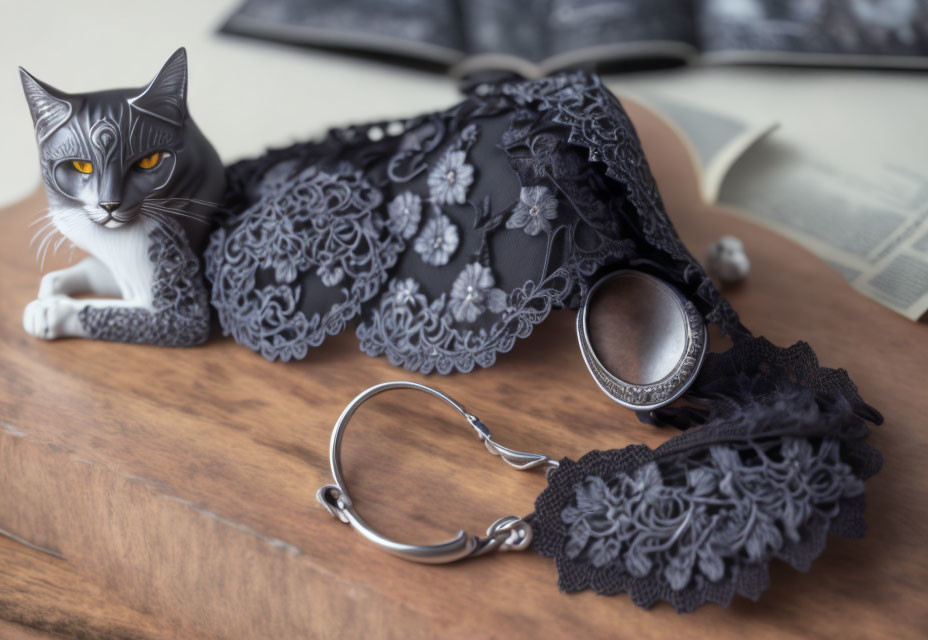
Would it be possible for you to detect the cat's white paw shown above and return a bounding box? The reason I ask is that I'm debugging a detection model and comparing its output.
[23,296,81,340]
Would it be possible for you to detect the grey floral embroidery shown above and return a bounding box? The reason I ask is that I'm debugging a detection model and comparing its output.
[448,263,507,322]
[413,214,459,266]
[531,375,883,612]
[561,438,864,593]
[506,185,558,236]
[387,191,422,239]
[358,267,584,374]
[392,278,420,306]
[427,149,474,206]
[316,262,345,287]
[205,166,402,362]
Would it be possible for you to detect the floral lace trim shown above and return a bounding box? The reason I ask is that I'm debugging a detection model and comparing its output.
[358,268,573,374]
[205,166,402,361]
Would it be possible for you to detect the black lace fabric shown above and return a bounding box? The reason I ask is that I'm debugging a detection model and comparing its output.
[530,337,882,612]
[207,71,739,371]
[212,72,883,611]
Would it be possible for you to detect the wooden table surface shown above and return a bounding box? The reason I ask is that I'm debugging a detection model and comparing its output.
[1,102,926,640]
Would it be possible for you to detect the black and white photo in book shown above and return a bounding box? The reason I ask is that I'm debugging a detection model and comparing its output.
[699,0,928,65]
[221,0,928,75]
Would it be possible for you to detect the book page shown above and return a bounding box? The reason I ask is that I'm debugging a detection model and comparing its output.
[698,0,928,69]
[628,94,778,203]
[617,68,928,320]
[721,139,928,320]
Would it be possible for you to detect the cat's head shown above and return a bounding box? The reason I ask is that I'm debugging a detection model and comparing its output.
[20,47,224,229]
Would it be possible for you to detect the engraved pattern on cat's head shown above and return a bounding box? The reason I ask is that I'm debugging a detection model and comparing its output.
[20,48,193,229]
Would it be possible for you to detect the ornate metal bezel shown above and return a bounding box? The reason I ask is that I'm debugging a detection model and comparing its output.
[577,270,707,411]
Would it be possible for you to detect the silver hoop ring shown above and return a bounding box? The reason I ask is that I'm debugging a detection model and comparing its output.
[317,381,557,564]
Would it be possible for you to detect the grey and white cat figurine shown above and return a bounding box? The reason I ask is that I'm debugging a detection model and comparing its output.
[20,48,225,345]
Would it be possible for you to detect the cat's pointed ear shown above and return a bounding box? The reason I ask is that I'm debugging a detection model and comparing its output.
[128,47,188,127]
[19,68,72,143]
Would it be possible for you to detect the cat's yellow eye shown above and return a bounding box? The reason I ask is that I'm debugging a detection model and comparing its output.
[137,152,162,170]
[71,160,93,174]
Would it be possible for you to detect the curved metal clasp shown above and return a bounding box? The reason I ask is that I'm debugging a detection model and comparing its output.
[316,381,558,564]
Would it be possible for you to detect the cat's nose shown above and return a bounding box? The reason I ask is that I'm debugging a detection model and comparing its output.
[99,201,121,213]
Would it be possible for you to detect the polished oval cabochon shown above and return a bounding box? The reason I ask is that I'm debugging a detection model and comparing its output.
[578,271,707,411]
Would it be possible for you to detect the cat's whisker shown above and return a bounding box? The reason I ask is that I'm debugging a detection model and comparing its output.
[140,209,166,225]
[32,234,55,263]
[141,208,174,226]
[33,224,58,258]
[140,207,167,220]
[34,236,50,264]
[141,210,190,245]
[148,196,223,209]
[31,219,57,247]
[147,211,189,241]
[28,209,53,227]
[148,210,211,225]
[40,229,62,269]
[147,199,226,220]
[141,203,212,225]
[140,209,174,232]
[144,200,196,213]
[141,207,196,228]
[53,234,68,256]
[37,214,93,268]
[143,201,214,220]
[37,228,61,270]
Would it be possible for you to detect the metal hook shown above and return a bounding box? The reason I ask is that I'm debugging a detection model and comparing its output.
[316,381,558,564]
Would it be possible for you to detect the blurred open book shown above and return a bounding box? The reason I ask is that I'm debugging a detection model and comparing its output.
[618,70,928,321]
[634,96,778,204]
[221,0,928,76]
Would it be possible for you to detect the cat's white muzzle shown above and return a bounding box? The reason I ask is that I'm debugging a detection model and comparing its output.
[91,208,140,229]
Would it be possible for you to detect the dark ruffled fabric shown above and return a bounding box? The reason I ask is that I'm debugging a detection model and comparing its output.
[208,71,740,371]
[530,337,882,612]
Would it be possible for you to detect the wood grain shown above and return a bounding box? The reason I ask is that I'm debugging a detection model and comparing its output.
[0,101,925,639]
[0,619,64,640]
[0,534,169,639]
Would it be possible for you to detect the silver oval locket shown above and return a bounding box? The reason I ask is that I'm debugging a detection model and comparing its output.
[577,270,707,411]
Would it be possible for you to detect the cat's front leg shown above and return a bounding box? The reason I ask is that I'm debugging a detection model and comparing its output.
[37,256,121,299]
[23,297,138,340]
[25,256,123,340]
